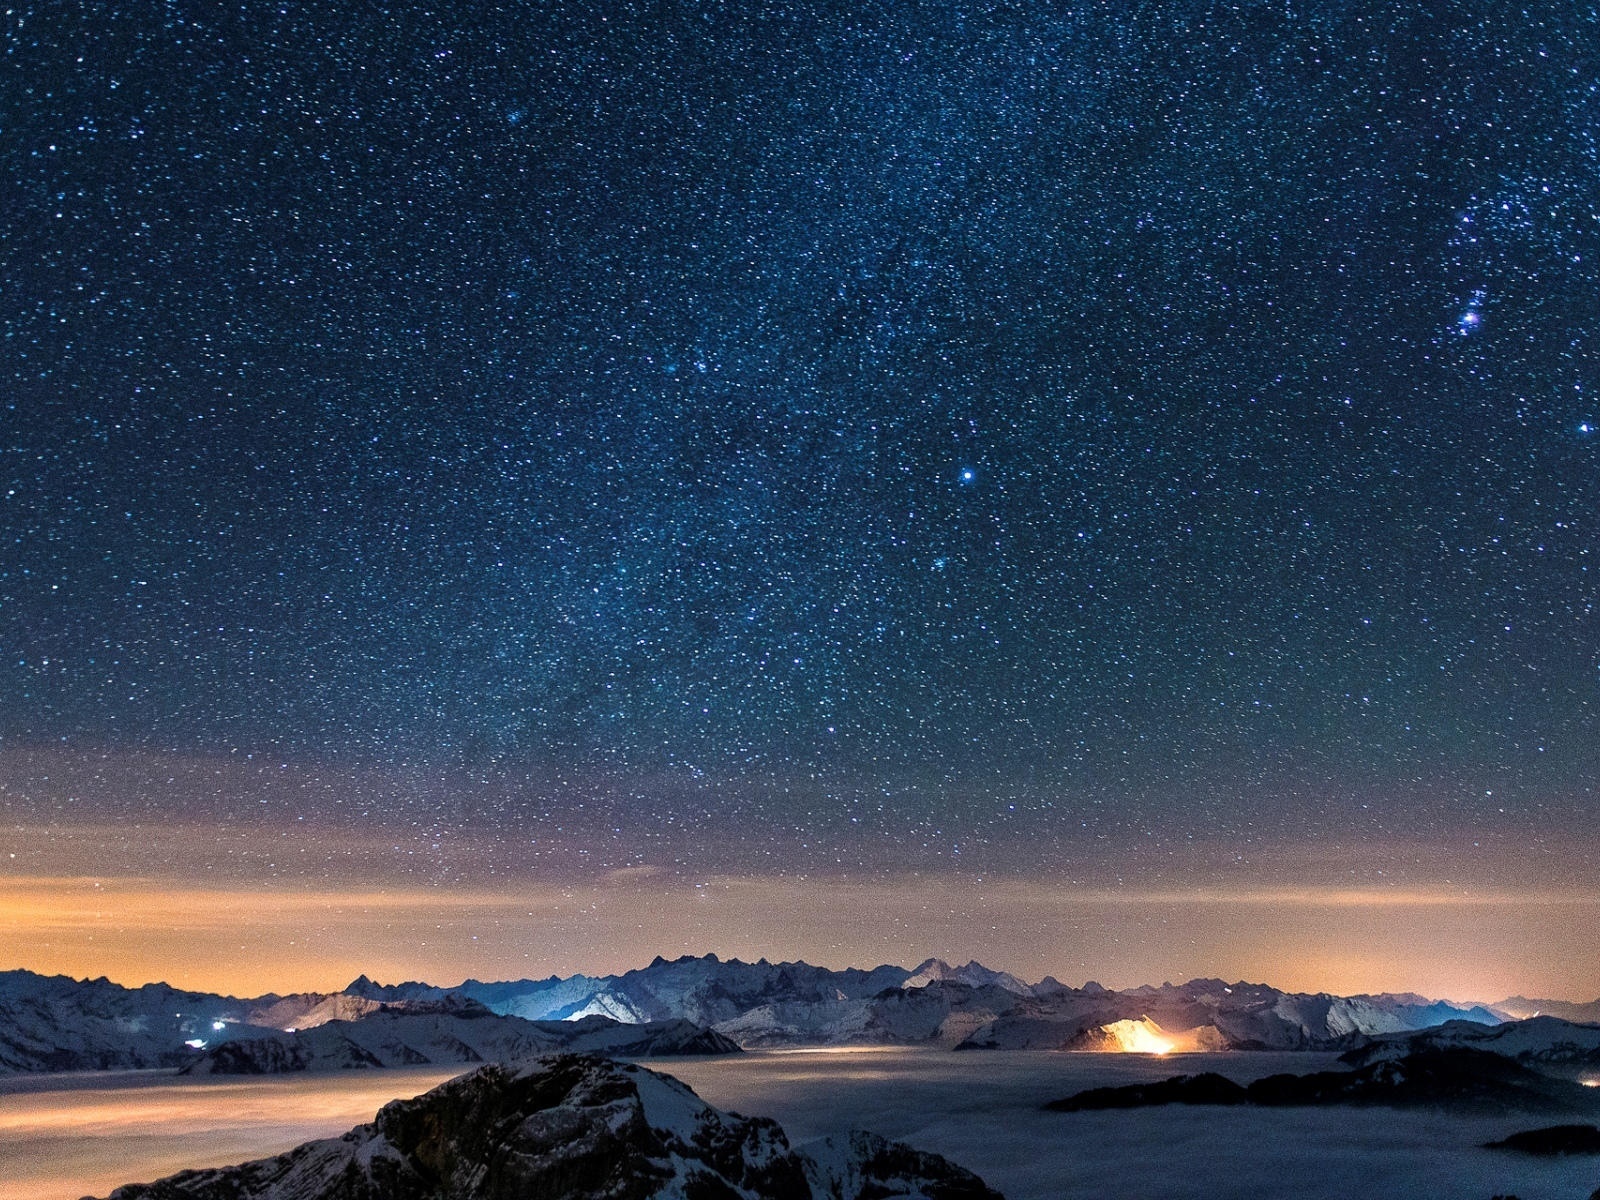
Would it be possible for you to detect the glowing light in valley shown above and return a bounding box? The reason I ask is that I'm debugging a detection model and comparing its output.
[1093,1018,1176,1055]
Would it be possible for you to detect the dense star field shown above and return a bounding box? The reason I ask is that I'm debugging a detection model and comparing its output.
[1,2,1597,990]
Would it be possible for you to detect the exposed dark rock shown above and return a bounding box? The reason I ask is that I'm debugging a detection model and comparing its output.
[1046,1048,1598,1114]
[1046,1072,1248,1111]
[1483,1124,1600,1155]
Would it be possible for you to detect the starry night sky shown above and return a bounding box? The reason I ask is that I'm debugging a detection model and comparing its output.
[4,0,1599,936]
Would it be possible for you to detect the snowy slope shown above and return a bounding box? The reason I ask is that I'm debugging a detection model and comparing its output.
[0,969,284,1072]
[180,1005,565,1074]
[181,1004,741,1074]
[903,958,1035,996]
[1342,1015,1600,1070]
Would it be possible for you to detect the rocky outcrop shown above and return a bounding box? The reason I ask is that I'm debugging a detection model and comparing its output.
[1046,1071,1250,1110]
[100,1054,1003,1200]
[1484,1124,1600,1155]
[1047,1047,1600,1114]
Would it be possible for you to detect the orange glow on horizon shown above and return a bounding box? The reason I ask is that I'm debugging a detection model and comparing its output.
[3,870,1599,1001]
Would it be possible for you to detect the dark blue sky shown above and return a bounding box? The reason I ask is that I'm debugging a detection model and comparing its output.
[3,1,1597,885]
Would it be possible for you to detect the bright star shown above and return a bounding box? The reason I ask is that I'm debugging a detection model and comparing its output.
[959,468,975,483]
[1455,288,1486,334]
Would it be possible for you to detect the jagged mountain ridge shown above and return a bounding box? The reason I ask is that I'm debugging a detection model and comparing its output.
[0,956,1566,1072]
[346,952,923,1024]
[99,1053,1004,1200]
[342,959,1513,1051]
[1341,1015,1600,1073]
[183,1004,742,1075]
[0,968,285,1072]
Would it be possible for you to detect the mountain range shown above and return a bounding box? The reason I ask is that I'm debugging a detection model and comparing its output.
[2,955,1590,1075]
[331,957,1519,1051]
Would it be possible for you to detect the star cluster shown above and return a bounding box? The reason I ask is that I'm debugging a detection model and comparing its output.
[3,1,1597,883]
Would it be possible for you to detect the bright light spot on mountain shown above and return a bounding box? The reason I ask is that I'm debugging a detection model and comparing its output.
[1096,1018,1175,1054]
[184,1039,206,1049]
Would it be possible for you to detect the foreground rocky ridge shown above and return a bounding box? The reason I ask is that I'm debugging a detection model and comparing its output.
[2,956,1584,1073]
[99,1053,1004,1200]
